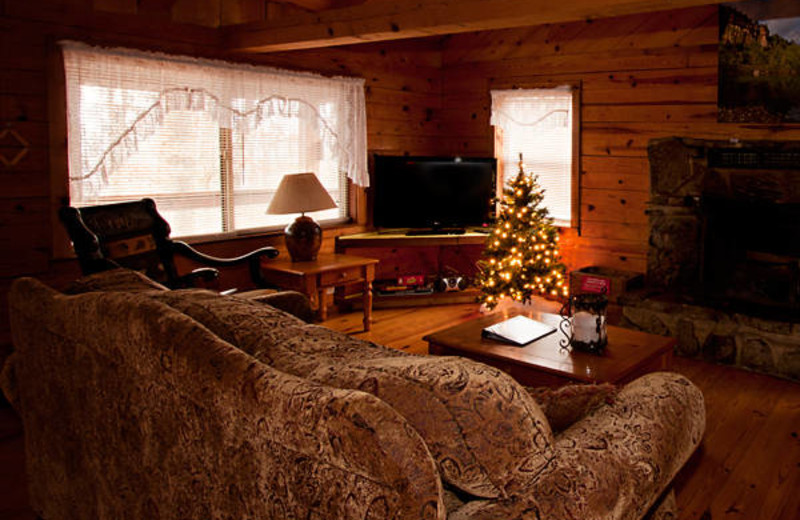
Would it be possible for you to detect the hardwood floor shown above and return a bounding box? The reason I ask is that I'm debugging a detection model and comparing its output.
[1,301,798,519]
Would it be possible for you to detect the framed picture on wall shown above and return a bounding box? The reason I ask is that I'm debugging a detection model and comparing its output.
[718,0,800,123]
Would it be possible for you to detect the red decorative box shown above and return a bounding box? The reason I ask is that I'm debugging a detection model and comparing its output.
[569,266,643,302]
[398,274,426,286]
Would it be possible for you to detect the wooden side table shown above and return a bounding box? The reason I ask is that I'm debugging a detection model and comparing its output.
[260,253,379,331]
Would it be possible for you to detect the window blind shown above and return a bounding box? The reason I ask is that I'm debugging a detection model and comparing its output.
[62,41,367,238]
[491,87,576,227]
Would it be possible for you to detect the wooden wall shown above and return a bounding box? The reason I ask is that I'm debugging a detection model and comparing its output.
[3,2,800,358]
[266,39,444,157]
[439,5,800,274]
[0,0,441,357]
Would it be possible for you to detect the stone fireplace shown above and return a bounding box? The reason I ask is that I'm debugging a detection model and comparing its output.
[620,137,800,382]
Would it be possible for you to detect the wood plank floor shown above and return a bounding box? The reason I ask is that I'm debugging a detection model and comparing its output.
[1,301,798,519]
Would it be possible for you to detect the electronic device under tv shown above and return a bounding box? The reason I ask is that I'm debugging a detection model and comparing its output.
[372,155,496,234]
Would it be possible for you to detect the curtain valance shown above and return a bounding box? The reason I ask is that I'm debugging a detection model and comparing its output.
[62,41,369,188]
[490,86,573,130]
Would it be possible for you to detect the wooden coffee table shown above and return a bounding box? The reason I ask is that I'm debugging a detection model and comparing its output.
[424,311,674,387]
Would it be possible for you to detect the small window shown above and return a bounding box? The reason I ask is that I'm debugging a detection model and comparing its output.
[491,86,580,228]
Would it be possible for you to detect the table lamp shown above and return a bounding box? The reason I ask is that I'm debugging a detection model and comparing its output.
[266,172,337,262]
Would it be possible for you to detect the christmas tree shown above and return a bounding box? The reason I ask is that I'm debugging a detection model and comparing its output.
[476,154,568,309]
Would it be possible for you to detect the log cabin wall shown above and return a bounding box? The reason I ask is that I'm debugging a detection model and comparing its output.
[2,2,800,358]
[268,42,443,158]
[0,0,441,357]
[438,5,800,274]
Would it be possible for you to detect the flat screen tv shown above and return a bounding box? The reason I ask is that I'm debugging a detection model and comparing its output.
[373,155,496,233]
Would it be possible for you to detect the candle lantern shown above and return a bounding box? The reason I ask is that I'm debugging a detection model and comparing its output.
[559,291,608,354]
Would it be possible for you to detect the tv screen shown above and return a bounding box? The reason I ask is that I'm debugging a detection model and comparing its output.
[373,155,496,231]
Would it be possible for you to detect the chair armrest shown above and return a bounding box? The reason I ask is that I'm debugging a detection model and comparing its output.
[175,267,220,288]
[171,241,279,266]
[450,372,705,520]
[170,241,279,287]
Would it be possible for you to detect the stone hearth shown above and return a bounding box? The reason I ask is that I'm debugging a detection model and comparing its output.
[620,292,800,381]
[619,137,800,382]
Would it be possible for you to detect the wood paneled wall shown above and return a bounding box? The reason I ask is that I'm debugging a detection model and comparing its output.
[266,39,444,156]
[2,2,800,357]
[0,0,441,355]
[439,5,800,273]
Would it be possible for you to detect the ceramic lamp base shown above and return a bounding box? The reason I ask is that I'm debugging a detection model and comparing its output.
[285,215,322,262]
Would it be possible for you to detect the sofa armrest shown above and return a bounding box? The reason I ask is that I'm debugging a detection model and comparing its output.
[450,372,705,520]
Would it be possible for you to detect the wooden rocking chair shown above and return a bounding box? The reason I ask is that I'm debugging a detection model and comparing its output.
[58,198,278,290]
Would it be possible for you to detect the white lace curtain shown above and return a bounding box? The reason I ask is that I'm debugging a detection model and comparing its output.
[491,87,575,227]
[62,41,368,189]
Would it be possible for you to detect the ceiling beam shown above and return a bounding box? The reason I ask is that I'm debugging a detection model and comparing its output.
[277,0,367,12]
[223,0,728,53]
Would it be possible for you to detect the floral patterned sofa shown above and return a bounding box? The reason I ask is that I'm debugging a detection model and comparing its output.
[2,269,705,520]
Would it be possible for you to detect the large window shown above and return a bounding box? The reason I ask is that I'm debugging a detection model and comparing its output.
[62,42,368,238]
[491,86,579,227]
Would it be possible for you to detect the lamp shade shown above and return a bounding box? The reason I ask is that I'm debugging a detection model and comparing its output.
[266,172,337,215]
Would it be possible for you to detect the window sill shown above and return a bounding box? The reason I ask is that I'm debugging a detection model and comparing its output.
[178,218,355,246]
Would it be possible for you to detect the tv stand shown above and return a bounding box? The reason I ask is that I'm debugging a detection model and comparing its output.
[335,231,488,308]
[405,227,465,236]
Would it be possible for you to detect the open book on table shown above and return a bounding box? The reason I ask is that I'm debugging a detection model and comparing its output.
[481,315,557,346]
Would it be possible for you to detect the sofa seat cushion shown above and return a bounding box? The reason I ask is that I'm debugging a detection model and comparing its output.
[149,289,555,499]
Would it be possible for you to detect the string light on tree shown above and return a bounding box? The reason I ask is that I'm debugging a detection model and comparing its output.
[476,153,569,310]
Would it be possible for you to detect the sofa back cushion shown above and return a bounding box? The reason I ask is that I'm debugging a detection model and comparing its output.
[150,289,555,498]
[8,278,444,520]
[63,267,168,294]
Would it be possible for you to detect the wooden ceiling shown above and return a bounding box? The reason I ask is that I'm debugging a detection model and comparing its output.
[226,0,729,53]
